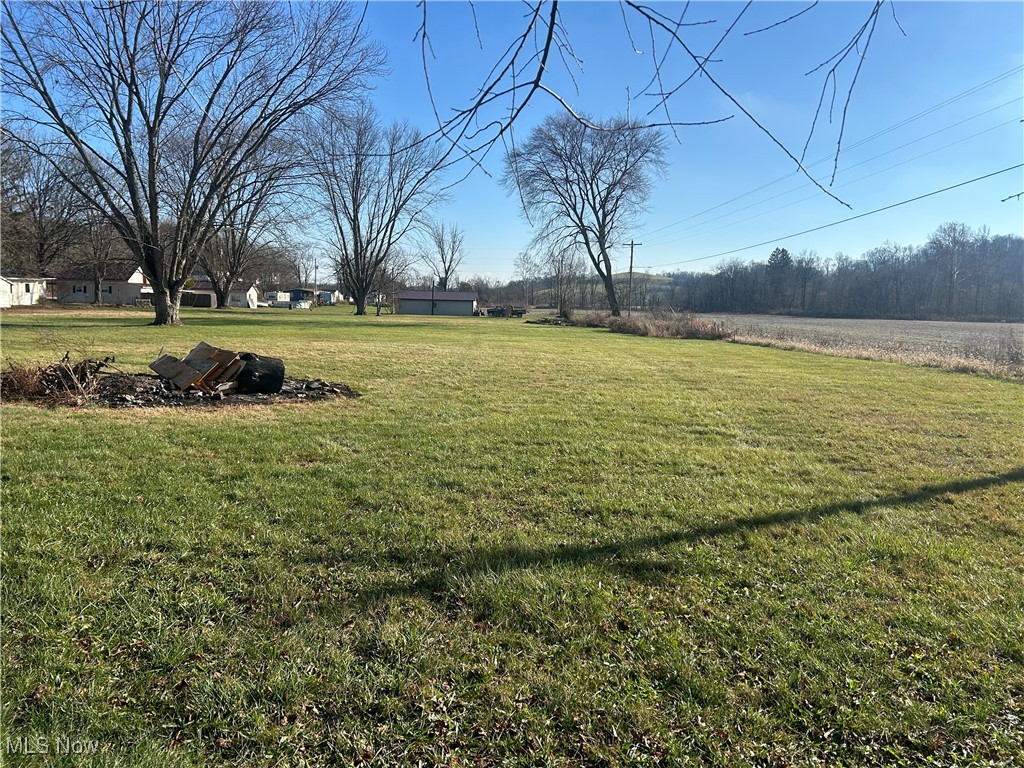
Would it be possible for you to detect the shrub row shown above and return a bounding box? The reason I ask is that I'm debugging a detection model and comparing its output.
[567,310,736,340]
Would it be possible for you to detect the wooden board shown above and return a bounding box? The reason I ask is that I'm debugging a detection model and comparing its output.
[149,354,208,390]
[214,357,245,383]
[182,341,219,367]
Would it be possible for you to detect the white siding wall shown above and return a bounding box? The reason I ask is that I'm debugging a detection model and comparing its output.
[1,279,47,307]
[55,281,144,304]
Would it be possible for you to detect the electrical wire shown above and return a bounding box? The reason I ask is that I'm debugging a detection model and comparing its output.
[639,65,1024,238]
[645,114,1023,247]
[643,100,1022,245]
[641,163,1024,270]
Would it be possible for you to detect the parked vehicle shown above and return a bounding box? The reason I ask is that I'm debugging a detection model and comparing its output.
[486,306,528,317]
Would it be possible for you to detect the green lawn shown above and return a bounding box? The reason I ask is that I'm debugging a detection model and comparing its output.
[2,307,1022,767]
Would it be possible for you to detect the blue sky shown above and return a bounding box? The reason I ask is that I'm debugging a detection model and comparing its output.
[362,1,1023,281]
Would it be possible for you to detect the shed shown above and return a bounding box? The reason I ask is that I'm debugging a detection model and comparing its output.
[186,280,258,308]
[396,290,478,316]
[0,275,48,308]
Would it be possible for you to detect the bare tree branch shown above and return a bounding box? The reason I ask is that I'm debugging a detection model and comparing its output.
[744,2,818,36]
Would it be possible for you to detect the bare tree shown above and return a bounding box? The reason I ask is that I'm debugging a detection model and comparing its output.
[512,250,543,306]
[504,114,667,315]
[73,210,135,304]
[197,142,295,308]
[2,1,382,324]
[286,246,324,292]
[927,222,974,318]
[417,220,466,291]
[546,244,588,317]
[0,132,80,275]
[308,108,445,315]
[372,247,416,315]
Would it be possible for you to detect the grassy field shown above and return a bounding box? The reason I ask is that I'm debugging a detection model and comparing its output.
[2,306,1023,767]
[699,314,1024,379]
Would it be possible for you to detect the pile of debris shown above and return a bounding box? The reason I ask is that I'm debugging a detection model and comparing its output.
[150,342,285,398]
[0,353,111,406]
[2,342,358,408]
[96,373,358,409]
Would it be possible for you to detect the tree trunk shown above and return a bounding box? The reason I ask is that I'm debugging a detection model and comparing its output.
[353,293,367,315]
[152,284,183,325]
[601,272,621,316]
[212,272,234,308]
[94,274,103,305]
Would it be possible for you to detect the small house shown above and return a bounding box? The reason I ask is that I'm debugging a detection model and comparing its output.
[52,264,150,305]
[0,275,48,308]
[183,280,258,309]
[317,289,346,306]
[396,290,478,316]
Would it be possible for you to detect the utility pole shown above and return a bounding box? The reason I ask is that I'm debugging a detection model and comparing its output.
[623,240,641,316]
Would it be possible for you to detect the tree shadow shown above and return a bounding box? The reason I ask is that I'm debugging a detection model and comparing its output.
[357,467,1024,604]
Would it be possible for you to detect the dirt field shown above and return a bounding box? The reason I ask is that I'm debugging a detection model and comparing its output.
[700,314,1024,378]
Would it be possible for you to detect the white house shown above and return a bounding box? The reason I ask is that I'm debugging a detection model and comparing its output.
[396,290,478,316]
[53,264,152,305]
[0,275,48,308]
[317,289,347,306]
[183,280,258,308]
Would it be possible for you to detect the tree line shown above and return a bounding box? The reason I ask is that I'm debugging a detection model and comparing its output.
[662,224,1023,321]
[454,222,1023,322]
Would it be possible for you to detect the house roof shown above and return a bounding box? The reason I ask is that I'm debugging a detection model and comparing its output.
[189,280,255,292]
[54,263,139,282]
[0,274,48,282]
[398,290,477,302]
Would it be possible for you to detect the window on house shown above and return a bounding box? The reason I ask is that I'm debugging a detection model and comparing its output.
[25,283,31,293]
[103,285,113,293]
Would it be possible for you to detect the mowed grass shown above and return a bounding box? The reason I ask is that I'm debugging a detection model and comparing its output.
[1,307,1023,767]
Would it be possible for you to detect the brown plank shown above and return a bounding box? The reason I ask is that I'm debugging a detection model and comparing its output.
[149,354,184,378]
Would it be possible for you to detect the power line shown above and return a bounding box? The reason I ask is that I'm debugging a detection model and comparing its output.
[646,115,1022,247]
[642,102,1022,246]
[639,65,1024,238]
[642,164,1024,270]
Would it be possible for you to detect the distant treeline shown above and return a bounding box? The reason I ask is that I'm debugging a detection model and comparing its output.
[468,223,1023,322]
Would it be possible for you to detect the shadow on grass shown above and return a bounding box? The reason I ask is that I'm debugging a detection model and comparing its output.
[359,467,1024,603]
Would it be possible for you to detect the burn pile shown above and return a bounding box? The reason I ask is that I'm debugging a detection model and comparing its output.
[2,342,359,408]
[150,342,285,397]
